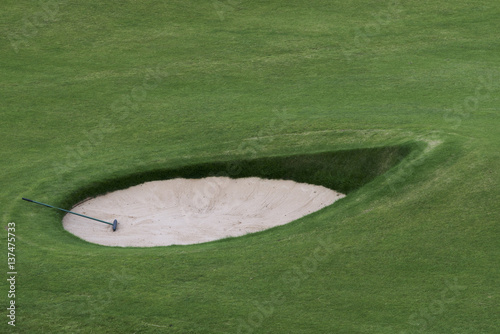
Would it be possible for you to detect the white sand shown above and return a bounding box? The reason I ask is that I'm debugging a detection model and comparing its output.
[62,177,345,247]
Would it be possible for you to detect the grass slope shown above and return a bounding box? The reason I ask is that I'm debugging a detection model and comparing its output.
[1,0,499,333]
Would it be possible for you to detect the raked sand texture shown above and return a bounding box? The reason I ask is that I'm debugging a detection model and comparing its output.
[62,177,345,247]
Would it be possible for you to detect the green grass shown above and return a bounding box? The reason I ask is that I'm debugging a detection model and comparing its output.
[1,0,499,333]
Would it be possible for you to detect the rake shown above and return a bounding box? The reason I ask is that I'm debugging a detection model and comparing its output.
[22,198,117,231]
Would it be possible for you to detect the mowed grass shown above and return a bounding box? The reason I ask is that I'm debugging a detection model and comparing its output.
[1,0,499,333]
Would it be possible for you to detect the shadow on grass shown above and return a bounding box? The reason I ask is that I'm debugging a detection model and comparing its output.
[60,145,414,209]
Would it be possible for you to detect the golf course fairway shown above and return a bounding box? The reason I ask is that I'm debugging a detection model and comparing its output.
[1,0,498,333]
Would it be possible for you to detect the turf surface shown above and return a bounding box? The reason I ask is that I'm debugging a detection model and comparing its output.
[1,0,499,333]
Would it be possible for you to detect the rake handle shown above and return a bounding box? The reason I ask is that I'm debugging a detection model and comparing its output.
[22,197,114,227]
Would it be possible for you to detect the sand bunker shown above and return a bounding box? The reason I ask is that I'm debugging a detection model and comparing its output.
[62,177,345,247]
